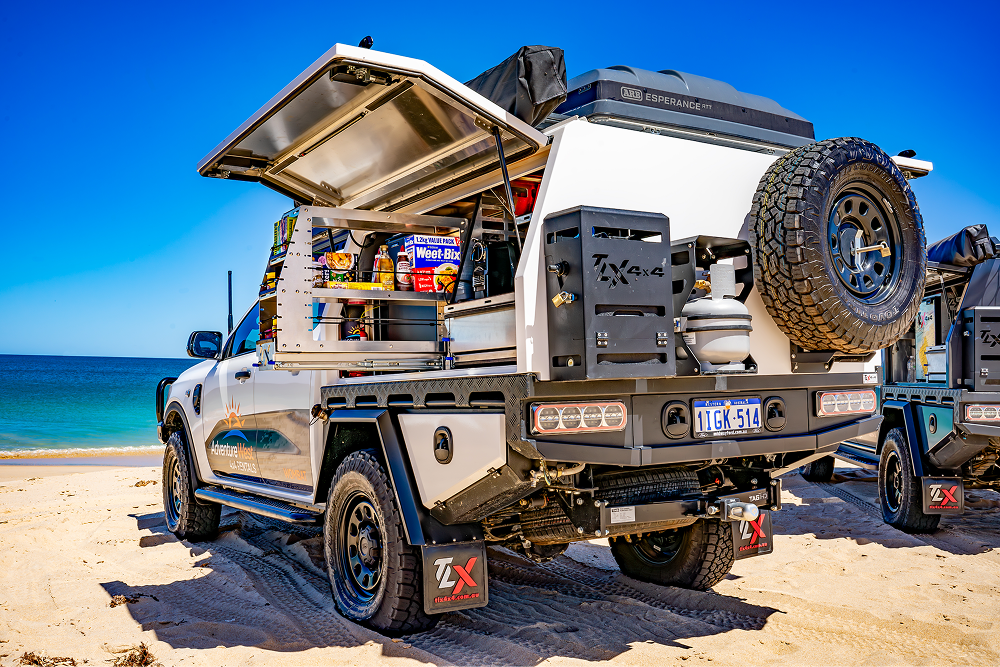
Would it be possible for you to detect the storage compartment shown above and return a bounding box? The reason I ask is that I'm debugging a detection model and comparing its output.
[445,293,516,366]
[542,206,675,380]
[963,307,1000,390]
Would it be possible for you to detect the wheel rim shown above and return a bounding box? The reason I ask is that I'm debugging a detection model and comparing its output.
[630,528,687,566]
[884,450,904,513]
[165,455,183,526]
[338,492,383,603]
[828,188,902,303]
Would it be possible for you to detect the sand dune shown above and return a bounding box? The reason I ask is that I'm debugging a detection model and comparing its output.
[0,466,997,665]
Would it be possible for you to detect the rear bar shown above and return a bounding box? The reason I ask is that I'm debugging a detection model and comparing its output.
[533,415,882,466]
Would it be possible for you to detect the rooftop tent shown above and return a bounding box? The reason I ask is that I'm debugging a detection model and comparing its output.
[198,45,548,210]
[464,46,568,127]
[556,66,814,148]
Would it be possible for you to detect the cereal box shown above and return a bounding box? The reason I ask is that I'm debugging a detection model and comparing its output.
[402,235,461,293]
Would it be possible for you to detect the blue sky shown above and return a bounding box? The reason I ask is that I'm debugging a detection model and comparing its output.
[2,0,997,358]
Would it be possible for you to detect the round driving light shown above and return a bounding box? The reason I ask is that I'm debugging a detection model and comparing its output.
[536,407,560,430]
[603,404,624,428]
[560,406,582,429]
[582,406,604,428]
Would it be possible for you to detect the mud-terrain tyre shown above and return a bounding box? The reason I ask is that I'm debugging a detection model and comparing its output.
[610,519,734,590]
[749,137,926,354]
[325,450,438,635]
[163,430,220,541]
[879,428,940,532]
[800,456,835,482]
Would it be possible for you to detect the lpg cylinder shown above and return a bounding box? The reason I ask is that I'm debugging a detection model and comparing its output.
[680,263,752,372]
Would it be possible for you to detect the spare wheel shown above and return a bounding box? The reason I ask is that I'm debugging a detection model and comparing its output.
[749,137,926,354]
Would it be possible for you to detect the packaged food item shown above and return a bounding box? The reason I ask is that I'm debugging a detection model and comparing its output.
[373,245,395,291]
[326,282,385,291]
[402,235,462,293]
[325,252,357,283]
[395,251,413,291]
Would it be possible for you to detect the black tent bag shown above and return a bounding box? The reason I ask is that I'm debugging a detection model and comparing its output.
[465,46,567,127]
[927,224,997,267]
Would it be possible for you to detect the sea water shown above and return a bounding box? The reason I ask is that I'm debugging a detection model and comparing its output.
[0,355,199,458]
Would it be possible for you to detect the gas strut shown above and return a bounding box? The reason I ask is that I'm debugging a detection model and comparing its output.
[491,125,523,252]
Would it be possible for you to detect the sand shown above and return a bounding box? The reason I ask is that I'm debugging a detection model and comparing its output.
[0,463,998,666]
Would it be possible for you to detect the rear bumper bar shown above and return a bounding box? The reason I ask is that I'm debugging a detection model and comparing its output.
[532,415,882,466]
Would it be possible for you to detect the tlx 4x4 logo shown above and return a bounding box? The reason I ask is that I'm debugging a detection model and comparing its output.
[979,330,1000,347]
[928,483,960,508]
[739,514,768,546]
[592,254,665,288]
[433,556,478,594]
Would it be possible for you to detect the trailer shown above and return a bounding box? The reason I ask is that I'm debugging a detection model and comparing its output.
[155,42,928,633]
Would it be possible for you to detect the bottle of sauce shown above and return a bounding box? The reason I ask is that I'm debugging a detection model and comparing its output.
[373,245,395,291]
[396,251,413,291]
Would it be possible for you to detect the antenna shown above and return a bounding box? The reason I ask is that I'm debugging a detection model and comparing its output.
[227,270,234,333]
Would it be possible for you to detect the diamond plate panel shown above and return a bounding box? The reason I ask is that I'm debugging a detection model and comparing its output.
[321,373,540,459]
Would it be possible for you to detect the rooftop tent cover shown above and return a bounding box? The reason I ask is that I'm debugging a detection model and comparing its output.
[465,46,568,127]
[927,224,998,267]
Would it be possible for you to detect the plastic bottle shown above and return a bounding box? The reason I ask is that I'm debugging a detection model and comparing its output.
[373,245,395,291]
[396,251,413,291]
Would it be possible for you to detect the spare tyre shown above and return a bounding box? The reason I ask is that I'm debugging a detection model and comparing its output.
[748,137,926,354]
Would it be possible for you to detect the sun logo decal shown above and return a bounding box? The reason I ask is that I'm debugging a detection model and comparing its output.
[221,397,249,442]
[223,397,245,429]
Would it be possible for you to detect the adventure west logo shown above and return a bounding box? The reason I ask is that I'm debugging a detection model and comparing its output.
[432,556,480,603]
[210,398,257,474]
[592,253,666,288]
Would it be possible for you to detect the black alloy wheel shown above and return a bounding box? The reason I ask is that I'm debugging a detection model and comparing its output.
[338,493,384,605]
[883,448,904,514]
[630,531,687,567]
[828,188,902,303]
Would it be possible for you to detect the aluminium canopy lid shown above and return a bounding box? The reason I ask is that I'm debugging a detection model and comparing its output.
[198,45,548,210]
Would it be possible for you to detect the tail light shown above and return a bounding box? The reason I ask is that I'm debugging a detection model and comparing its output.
[965,404,1000,421]
[530,401,627,435]
[816,390,876,417]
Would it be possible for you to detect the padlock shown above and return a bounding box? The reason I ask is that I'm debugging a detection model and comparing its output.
[551,291,577,308]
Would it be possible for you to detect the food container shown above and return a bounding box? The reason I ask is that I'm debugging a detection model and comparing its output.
[402,235,461,293]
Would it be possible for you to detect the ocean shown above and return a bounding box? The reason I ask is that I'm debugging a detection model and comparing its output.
[0,355,200,458]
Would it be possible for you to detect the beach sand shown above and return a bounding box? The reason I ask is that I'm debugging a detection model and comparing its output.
[0,463,998,666]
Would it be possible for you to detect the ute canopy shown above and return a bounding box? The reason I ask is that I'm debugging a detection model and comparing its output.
[198,44,547,210]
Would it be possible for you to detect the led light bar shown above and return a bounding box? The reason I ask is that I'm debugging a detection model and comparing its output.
[816,390,877,417]
[530,401,627,435]
[965,404,1000,422]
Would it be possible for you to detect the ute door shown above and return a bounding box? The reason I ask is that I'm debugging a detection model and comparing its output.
[200,303,262,485]
[253,370,313,495]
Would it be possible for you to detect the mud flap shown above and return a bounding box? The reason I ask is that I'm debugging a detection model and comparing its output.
[421,541,489,615]
[921,477,964,514]
[732,511,773,560]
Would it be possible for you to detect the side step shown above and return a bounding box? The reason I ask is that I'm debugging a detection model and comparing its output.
[833,442,879,470]
[195,486,322,524]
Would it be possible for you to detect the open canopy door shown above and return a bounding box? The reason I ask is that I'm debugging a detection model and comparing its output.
[198,44,548,211]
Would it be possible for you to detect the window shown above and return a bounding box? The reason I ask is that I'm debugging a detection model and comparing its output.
[227,303,260,358]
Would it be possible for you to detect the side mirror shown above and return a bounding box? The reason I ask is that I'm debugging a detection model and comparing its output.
[187,331,223,359]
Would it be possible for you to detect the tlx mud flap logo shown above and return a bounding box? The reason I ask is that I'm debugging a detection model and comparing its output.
[592,254,665,288]
[421,542,489,614]
[732,511,773,560]
[922,478,964,514]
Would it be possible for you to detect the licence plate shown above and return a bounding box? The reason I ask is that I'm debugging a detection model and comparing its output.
[693,397,762,438]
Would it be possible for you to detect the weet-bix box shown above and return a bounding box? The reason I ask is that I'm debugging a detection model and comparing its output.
[402,235,461,293]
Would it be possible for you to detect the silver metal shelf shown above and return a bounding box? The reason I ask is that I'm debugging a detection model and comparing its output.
[308,288,446,302]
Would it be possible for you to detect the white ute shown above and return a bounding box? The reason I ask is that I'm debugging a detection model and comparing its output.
[155,42,927,634]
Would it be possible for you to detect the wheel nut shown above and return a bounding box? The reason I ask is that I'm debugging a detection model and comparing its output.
[594,530,601,537]
[576,526,584,534]
[576,498,583,505]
